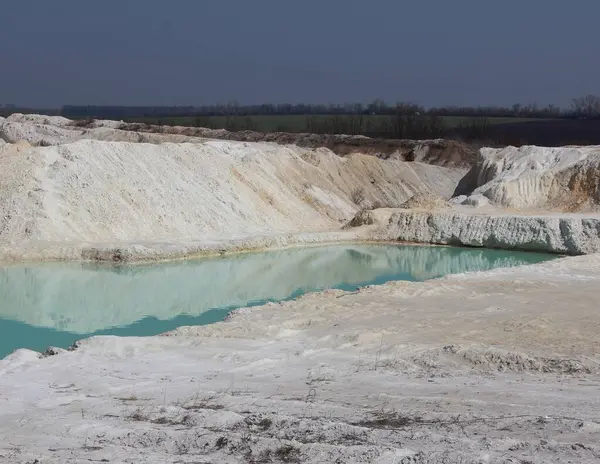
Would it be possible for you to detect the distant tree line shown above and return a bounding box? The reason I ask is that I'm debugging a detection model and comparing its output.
[55,95,600,120]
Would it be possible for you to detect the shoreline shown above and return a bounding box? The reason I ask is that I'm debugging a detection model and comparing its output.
[0,242,559,358]
[1,207,597,265]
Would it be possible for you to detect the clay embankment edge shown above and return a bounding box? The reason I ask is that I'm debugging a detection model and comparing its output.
[363,209,600,255]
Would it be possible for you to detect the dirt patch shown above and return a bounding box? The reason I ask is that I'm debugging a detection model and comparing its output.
[548,165,600,212]
[398,193,451,210]
[343,210,375,229]
[441,345,596,374]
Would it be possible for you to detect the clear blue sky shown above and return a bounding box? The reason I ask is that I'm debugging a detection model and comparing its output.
[1,0,598,108]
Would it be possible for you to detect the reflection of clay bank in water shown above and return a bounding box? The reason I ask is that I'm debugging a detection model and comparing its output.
[0,244,554,334]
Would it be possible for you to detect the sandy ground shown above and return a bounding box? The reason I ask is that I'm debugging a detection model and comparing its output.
[1,254,600,463]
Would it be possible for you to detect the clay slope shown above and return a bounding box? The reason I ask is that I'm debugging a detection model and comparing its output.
[0,138,463,248]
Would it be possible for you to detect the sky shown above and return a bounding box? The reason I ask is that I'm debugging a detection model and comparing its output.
[0,0,598,108]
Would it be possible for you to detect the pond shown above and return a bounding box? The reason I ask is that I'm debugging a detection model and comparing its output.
[0,244,556,358]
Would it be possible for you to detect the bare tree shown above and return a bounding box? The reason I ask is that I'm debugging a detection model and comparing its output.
[571,94,600,118]
[367,99,385,115]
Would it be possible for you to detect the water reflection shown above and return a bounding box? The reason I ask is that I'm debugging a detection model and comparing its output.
[0,244,555,356]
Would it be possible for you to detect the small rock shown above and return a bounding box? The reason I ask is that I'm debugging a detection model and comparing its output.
[462,194,490,207]
[43,346,67,357]
[449,195,467,205]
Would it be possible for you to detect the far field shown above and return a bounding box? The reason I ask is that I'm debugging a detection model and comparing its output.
[125,114,551,132]
[121,114,600,146]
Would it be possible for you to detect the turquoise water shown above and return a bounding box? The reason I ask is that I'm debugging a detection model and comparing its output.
[0,244,556,358]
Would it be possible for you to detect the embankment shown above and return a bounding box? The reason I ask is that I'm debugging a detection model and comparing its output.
[114,120,477,168]
[1,113,477,168]
[365,209,600,255]
[0,135,465,262]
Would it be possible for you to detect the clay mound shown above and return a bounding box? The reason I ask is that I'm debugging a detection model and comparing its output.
[0,138,463,249]
[6,113,72,127]
[0,120,79,146]
[453,145,600,211]
[0,117,209,146]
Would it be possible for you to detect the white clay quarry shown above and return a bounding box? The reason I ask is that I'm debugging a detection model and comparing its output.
[1,116,600,462]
